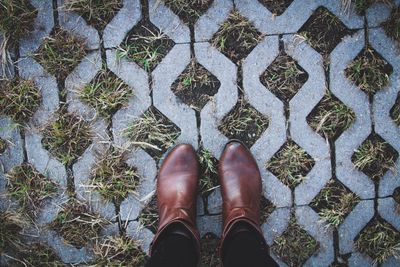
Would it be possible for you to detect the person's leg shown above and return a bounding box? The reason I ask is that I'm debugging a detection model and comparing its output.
[147,145,200,267]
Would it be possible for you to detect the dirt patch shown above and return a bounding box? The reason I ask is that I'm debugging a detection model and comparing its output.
[79,68,133,120]
[164,0,213,24]
[138,196,158,234]
[199,233,221,267]
[265,140,315,190]
[91,148,141,204]
[117,20,175,72]
[310,179,360,228]
[257,0,293,15]
[198,147,219,197]
[0,78,41,124]
[64,0,123,31]
[260,51,308,103]
[307,90,355,140]
[35,27,87,88]
[6,163,58,218]
[298,7,354,62]
[345,47,393,96]
[42,108,92,166]
[394,187,400,214]
[218,97,269,148]
[211,10,264,64]
[171,60,220,111]
[51,199,106,248]
[352,133,398,182]
[124,106,181,161]
[271,216,319,266]
[260,196,275,224]
[354,216,400,264]
[92,236,148,266]
[390,92,400,127]
[382,6,400,46]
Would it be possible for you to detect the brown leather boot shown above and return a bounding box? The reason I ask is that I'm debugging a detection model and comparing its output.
[149,144,200,258]
[219,141,269,262]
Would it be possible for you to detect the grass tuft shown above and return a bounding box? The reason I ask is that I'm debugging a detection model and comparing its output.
[219,98,269,148]
[0,78,41,124]
[6,163,58,217]
[271,216,319,266]
[307,90,355,140]
[91,148,141,204]
[310,179,360,228]
[211,10,264,63]
[16,243,65,267]
[124,107,180,160]
[198,148,219,196]
[51,199,106,248]
[64,0,123,31]
[138,196,158,233]
[171,60,220,111]
[352,133,398,182]
[42,108,92,165]
[260,51,308,103]
[257,0,293,16]
[79,68,133,120]
[0,210,29,253]
[34,27,87,84]
[355,218,400,264]
[382,7,400,44]
[92,236,148,266]
[117,22,174,72]
[260,196,275,224]
[265,140,315,189]
[345,47,393,96]
[390,92,400,127]
[164,0,212,24]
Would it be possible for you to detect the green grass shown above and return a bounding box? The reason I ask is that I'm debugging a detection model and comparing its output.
[307,90,355,140]
[382,7,400,44]
[271,216,319,266]
[79,68,133,120]
[0,138,7,154]
[64,0,123,31]
[6,163,58,217]
[355,218,400,264]
[41,108,92,165]
[34,27,87,84]
[260,52,308,103]
[352,134,398,182]
[0,210,28,253]
[310,179,360,228]
[51,199,106,248]
[124,107,180,160]
[265,141,315,189]
[138,196,158,233]
[218,98,269,147]
[211,10,263,63]
[92,236,148,266]
[164,0,212,24]
[91,148,140,203]
[117,22,174,72]
[345,47,392,96]
[198,148,218,196]
[0,78,41,124]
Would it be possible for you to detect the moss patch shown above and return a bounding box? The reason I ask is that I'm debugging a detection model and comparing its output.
[6,163,58,217]
[51,199,106,248]
[138,196,158,233]
[171,60,220,111]
[260,51,308,103]
[0,78,41,124]
[64,0,123,31]
[42,108,92,165]
[265,140,315,189]
[164,0,213,24]
[80,68,133,120]
[310,179,360,228]
[211,10,264,64]
[355,217,400,264]
[390,92,400,127]
[345,47,393,96]
[198,148,219,196]
[124,107,180,161]
[218,97,269,148]
[117,21,175,72]
[257,0,293,15]
[307,90,355,140]
[352,133,398,182]
[199,233,221,267]
[271,216,319,266]
[91,148,140,204]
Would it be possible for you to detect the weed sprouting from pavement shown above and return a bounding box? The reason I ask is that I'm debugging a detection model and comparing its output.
[0,78,41,124]
[198,148,218,196]
[138,196,158,233]
[260,196,275,224]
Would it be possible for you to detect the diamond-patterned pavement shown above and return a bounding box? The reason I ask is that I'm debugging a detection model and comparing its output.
[1,0,399,265]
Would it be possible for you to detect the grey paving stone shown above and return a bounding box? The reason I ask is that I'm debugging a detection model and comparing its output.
[330,30,375,199]
[19,0,54,57]
[366,2,394,27]
[197,214,222,237]
[261,207,290,245]
[103,0,142,48]
[378,197,400,230]
[126,220,155,255]
[207,187,222,214]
